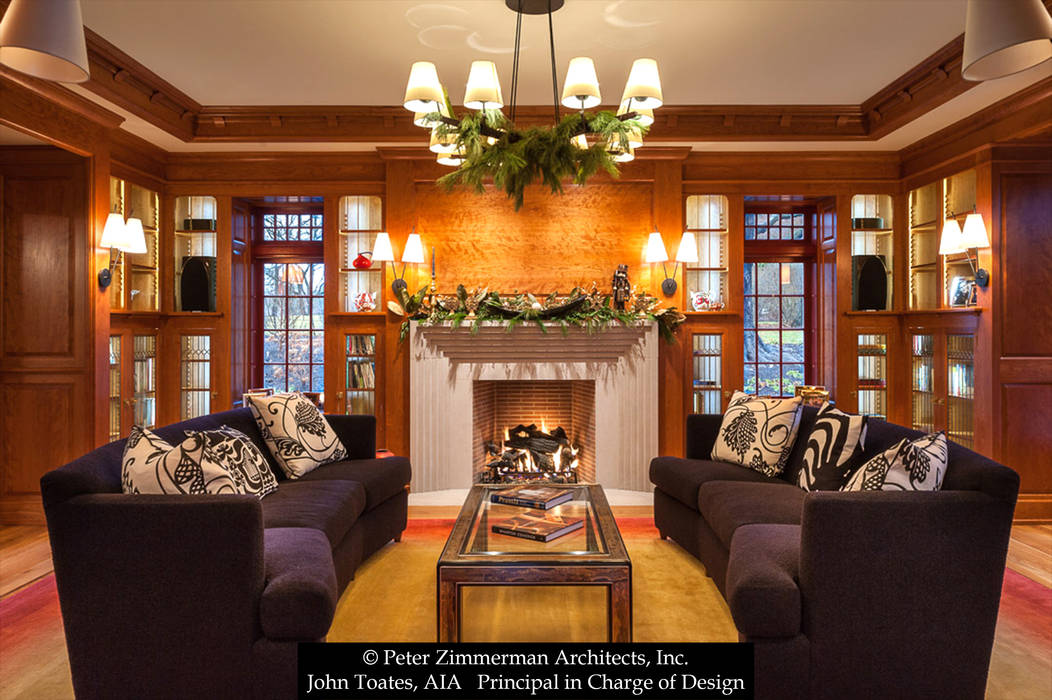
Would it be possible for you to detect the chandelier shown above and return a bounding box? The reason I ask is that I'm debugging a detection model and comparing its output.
[401,0,663,209]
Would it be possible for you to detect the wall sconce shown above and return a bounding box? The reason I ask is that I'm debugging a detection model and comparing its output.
[646,230,697,297]
[372,229,426,295]
[939,212,991,287]
[97,212,146,289]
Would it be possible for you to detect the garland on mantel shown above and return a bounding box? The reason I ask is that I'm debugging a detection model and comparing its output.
[387,283,685,344]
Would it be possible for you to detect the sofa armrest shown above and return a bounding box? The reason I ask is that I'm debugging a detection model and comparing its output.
[685,413,723,459]
[799,490,1016,699]
[325,413,377,459]
[44,493,265,699]
[727,524,802,639]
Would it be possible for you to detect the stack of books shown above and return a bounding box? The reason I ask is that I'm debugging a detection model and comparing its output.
[489,485,583,542]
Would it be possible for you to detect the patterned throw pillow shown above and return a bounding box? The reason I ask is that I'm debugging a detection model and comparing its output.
[711,391,804,477]
[184,426,278,498]
[246,392,347,478]
[842,431,948,492]
[797,402,868,491]
[121,426,244,495]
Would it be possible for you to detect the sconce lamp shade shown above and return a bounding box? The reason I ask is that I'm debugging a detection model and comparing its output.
[561,57,602,109]
[372,232,395,262]
[962,0,1052,81]
[464,60,503,110]
[0,0,90,83]
[99,213,127,249]
[938,218,966,255]
[401,233,426,264]
[621,58,663,110]
[617,100,654,126]
[645,231,668,263]
[960,212,991,248]
[403,61,445,112]
[122,217,148,254]
[674,232,699,264]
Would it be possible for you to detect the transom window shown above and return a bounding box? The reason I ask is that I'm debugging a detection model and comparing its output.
[262,262,325,392]
[262,213,324,241]
[743,262,806,397]
[745,212,806,241]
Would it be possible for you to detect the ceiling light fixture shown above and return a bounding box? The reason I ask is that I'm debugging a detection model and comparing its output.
[0,0,90,83]
[962,0,1052,81]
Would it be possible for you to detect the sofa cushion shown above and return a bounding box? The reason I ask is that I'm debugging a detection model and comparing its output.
[261,480,366,547]
[650,456,782,511]
[260,528,337,640]
[248,392,347,478]
[712,391,804,477]
[843,431,948,492]
[296,456,411,511]
[184,426,279,498]
[797,403,868,492]
[698,481,806,549]
[121,427,243,495]
[727,524,802,638]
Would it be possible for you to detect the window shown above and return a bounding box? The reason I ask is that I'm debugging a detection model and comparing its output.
[745,212,806,241]
[262,213,324,241]
[743,262,806,397]
[262,262,325,392]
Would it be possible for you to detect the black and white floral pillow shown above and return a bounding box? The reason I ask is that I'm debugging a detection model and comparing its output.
[184,426,278,498]
[797,402,868,491]
[711,391,804,477]
[247,392,347,478]
[842,431,948,492]
[121,426,243,495]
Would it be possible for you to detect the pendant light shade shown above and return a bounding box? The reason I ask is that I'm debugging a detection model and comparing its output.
[617,100,654,126]
[962,0,1052,81]
[645,231,668,263]
[371,232,395,262]
[621,58,663,110]
[0,0,90,83]
[570,134,589,150]
[675,232,699,264]
[403,61,445,112]
[938,219,966,255]
[464,60,503,110]
[401,233,426,264]
[960,213,990,248]
[429,128,458,154]
[561,56,601,109]
[122,217,148,255]
[626,126,644,149]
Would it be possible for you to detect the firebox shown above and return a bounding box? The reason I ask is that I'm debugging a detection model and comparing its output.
[472,380,596,484]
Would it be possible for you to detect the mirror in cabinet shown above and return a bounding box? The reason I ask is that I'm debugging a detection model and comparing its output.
[174,196,218,312]
[850,195,893,311]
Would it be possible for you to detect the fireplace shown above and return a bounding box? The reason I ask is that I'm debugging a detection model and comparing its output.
[472,380,596,483]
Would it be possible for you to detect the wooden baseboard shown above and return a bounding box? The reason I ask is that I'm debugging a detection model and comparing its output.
[0,496,45,526]
[1013,494,1052,523]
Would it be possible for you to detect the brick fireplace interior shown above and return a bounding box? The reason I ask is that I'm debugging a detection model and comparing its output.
[472,380,596,483]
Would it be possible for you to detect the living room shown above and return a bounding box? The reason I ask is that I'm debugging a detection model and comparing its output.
[0,1,1050,699]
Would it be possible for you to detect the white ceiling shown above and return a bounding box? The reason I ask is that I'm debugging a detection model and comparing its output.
[80,0,974,106]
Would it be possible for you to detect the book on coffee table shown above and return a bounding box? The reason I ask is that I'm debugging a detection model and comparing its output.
[492,510,585,542]
[489,485,574,510]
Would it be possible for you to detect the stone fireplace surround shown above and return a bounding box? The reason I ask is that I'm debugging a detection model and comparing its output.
[409,321,658,492]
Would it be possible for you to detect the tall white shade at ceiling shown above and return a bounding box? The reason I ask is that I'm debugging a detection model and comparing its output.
[372,232,395,262]
[464,60,503,110]
[99,213,128,249]
[561,57,601,109]
[0,0,89,83]
[617,100,654,127]
[645,232,668,263]
[961,213,991,248]
[401,233,426,264]
[122,217,148,255]
[403,61,444,112]
[938,219,966,255]
[962,0,1052,81]
[675,232,699,264]
[622,58,663,110]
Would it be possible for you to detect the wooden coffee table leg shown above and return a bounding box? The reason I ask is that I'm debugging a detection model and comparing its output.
[609,570,632,642]
[437,572,458,642]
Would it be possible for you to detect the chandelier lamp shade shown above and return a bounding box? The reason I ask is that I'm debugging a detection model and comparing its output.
[561,57,602,109]
[962,0,1052,81]
[403,61,445,112]
[464,60,504,110]
[0,0,90,83]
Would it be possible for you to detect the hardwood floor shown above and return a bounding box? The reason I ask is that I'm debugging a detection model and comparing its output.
[1005,524,1052,589]
[0,526,53,597]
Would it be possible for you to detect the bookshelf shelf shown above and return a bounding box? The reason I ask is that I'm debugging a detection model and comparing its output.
[684,195,729,311]
[173,196,218,313]
[851,194,894,312]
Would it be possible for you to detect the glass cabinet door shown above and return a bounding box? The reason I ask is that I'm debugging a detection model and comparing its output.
[134,335,158,428]
[692,333,722,413]
[857,333,887,419]
[108,336,122,442]
[339,196,384,312]
[911,334,935,432]
[345,333,377,414]
[947,334,975,448]
[180,334,212,419]
[174,196,218,312]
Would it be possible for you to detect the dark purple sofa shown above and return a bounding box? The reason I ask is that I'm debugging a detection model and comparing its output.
[40,408,410,700]
[650,407,1019,700]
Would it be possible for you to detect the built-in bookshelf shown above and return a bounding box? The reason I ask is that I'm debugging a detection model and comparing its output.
[108,336,121,442]
[911,334,935,432]
[909,183,940,310]
[947,333,975,448]
[133,335,157,428]
[180,334,211,419]
[684,195,729,310]
[345,333,377,414]
[857,333,887,419]
[109,177,160,312]
[943,169,978,307]
[850,194,894,311]
[339,196,384,312]
[174,196,218,312]
[692,333,722,413]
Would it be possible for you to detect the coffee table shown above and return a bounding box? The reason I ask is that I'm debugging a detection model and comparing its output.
[436,483,631,642]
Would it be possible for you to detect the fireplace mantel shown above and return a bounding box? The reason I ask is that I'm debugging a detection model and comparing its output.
[409,321,658,492]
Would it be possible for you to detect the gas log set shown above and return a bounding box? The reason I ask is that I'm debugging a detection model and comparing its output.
[482,423,580,483]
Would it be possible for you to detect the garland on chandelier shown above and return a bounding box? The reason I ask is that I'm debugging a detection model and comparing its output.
[387,283,685,344]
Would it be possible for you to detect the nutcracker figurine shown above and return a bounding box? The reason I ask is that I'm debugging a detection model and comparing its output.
[612,264,631,310]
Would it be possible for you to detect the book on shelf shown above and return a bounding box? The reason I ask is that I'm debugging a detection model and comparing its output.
[490,485,574,510]
[491,510,584,542]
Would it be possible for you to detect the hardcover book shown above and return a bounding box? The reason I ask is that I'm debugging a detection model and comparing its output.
[490,485,574,510]
[492,510,584,542]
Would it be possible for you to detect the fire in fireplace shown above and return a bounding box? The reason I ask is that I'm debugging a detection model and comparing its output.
[481,422,580,483]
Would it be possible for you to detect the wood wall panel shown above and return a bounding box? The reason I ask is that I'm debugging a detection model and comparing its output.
[1000,174,1052,357]
[1000,385,1052,494]
[0,380,77,493]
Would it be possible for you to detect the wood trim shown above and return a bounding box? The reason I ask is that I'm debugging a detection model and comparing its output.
[1013,495,1052,523]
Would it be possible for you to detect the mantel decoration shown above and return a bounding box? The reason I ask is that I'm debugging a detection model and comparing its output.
[402,0,662,209]
[388,282,685,344]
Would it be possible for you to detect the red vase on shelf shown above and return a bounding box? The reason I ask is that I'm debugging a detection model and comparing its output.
[352,251,373,270]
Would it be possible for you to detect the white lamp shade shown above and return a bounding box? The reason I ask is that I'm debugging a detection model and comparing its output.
[99,213,127,249]
[401,233,426,264]
[675,231,699,264]
[961,212,991,248]
[561,57,601,109]
[614,147,635,163]
[626,126,644,149]
[570,134,589,150]
[962,0,1052,81]
[0,0,89,83]
[436,153,463,166]
[122,217,148,254]
[645,231,668,263]
[403,61,444,112]
[617,100,654,126]
[621,58,663,110]
[414,98,450,127]
[464,60,503,110]
[939,219,966,255]
[429,128,458,154]
[372,232,395,262]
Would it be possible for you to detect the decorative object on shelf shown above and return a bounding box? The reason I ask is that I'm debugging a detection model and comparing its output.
[429,246,437,299]
[402,0,660,209]
[179,256,217,312]
[949,276,977,308]
[388,283,685,344]
[97,211,147,289]
[690,290,725,312]
[939,211,991,290]
[611,264,630,310]
[352,291,377,312]
[962,0,1052,81]
[794,385,831,408]
[181,218,217,231]
[351,251,373,270]
[851,254,889,311]
[851,217,885,229]
[0,0,89,83]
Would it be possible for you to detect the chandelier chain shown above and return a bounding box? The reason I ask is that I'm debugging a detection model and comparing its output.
[547,0,559,124]
[510,1,523,121]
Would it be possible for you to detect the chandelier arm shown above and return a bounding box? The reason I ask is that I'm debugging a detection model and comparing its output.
[510,2,523,121]
[547,0,559,124]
